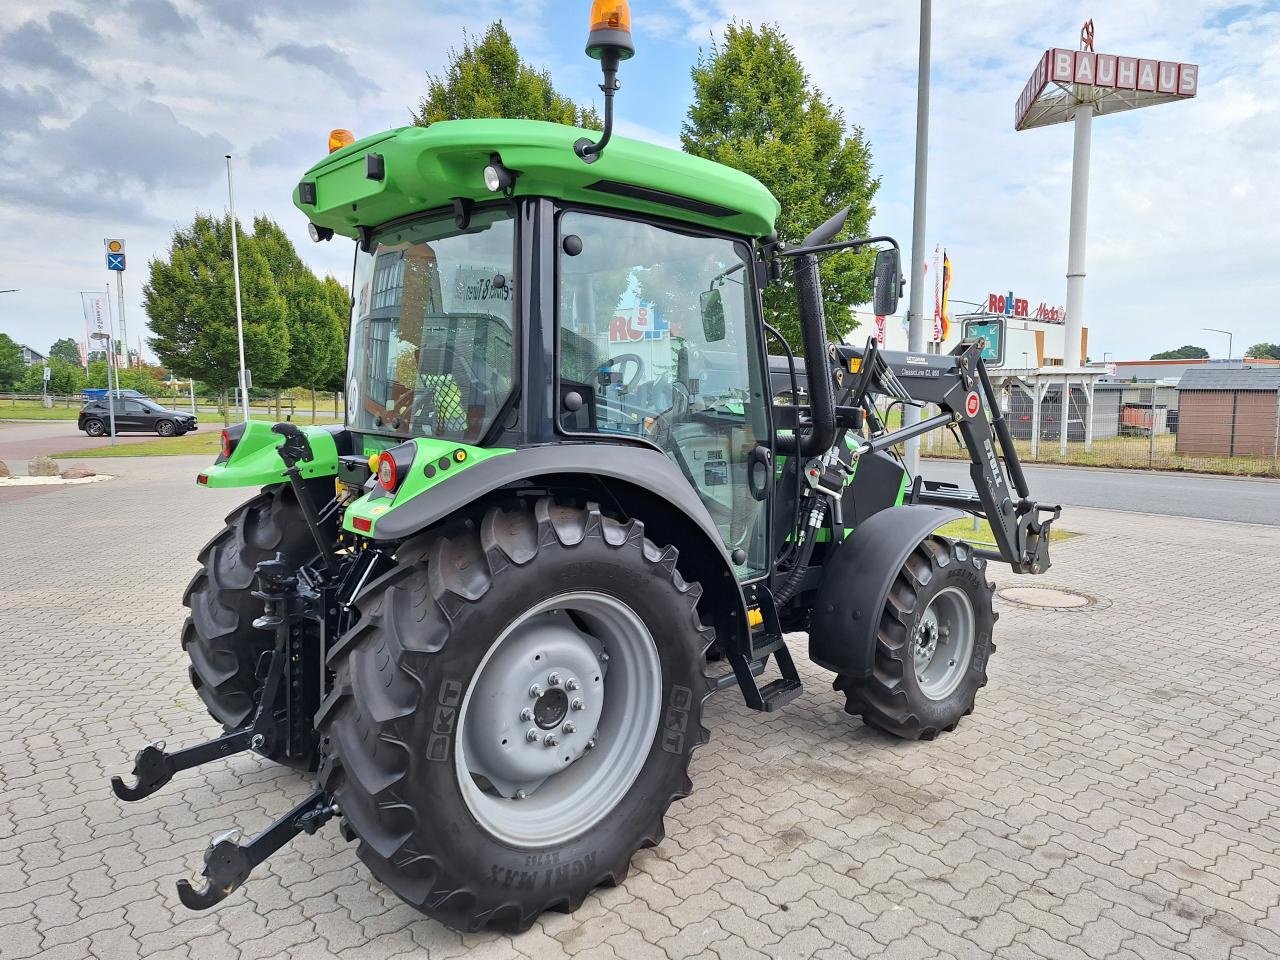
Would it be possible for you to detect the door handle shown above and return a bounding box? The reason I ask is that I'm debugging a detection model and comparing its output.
[746,444,772,501]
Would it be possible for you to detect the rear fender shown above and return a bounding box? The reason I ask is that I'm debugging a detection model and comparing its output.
[808,504,963,677]
[346,440,750,652]
[197,421,342,488]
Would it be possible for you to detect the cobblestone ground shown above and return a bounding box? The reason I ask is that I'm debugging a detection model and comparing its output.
[2,457,1278,960]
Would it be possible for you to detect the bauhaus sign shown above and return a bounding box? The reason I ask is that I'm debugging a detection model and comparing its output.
[1016,48,1198,130]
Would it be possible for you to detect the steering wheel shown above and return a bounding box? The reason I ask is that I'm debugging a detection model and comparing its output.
[599,353,646,390]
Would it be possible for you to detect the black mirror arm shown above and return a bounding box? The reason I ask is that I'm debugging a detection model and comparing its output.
[775,235,901,260]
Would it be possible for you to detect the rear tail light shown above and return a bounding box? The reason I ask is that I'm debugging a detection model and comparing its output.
[373,442,417,495]
[352,516,373,533]
[377,451,398,491]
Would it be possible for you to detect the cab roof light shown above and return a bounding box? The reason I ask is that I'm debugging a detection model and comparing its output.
[329,128,355,154]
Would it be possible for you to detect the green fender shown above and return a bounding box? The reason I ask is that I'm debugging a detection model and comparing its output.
[197,421,341,488]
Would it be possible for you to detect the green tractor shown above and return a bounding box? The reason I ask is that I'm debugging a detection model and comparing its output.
[112,4,1058,934]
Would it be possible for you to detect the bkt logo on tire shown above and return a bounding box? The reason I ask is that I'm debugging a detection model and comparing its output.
[965,391,981,418]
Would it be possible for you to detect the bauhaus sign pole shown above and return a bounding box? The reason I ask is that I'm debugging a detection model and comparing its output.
[1015,21,1198,455]
[1063,102,1091,371]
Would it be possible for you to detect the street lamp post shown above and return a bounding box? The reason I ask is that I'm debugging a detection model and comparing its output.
[225,154,250,422]
[1203,327,1233,363]
[903,0,932,475]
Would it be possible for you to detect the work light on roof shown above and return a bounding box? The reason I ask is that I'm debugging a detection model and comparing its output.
[483,156,516,193]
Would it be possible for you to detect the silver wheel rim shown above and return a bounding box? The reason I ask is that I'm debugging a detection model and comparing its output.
[454,591,661,847]
[913,586,975,700]
[87,421,102,436]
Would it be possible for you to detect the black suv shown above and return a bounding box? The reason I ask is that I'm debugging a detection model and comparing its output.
[78,398,199,437]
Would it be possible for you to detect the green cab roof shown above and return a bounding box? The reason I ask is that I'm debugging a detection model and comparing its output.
[293,118,779,239]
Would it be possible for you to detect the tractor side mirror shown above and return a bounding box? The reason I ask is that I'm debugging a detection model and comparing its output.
[873,247,901,316]
[699,288,726,343]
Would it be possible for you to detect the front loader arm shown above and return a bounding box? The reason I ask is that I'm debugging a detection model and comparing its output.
[845,339,1059,574]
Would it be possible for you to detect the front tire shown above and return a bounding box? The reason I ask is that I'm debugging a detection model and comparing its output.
[156,419,176,437]
[181,486,320,768]
[835,536,996,740]
[317,497,712,932]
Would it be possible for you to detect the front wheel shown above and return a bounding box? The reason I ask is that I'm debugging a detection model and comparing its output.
[156,419,176,437]
[318,497,712,932]
[835,536,996,740]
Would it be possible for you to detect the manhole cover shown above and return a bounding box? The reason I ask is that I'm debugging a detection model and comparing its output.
[997,585,1100,611]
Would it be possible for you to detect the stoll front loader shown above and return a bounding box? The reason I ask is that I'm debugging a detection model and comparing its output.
[111,2,1059,933]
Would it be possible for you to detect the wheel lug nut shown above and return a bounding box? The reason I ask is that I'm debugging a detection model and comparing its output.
[519,708,534,722]
[599,652,610,663]
[515,789,527,800]
[566,678,580,691]
[529,683,543,698]
[547,672,561,686]
[544,733,560,747]
[585,738,596,750]
[525,729,540,743]
[571,698,585,711]
[562,721,576,734]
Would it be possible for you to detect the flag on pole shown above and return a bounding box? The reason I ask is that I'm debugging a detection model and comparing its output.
[940,249,952,341]
[932,245,942,342]
[81,291,110,355]
[874,314,886,346]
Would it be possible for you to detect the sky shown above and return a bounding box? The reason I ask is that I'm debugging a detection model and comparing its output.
[1,0,1277,364]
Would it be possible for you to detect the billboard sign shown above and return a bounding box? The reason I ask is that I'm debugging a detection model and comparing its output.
[1016,47,1198,130]
[986,291,1066,324]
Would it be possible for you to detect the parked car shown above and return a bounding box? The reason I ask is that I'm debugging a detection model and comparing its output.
[78,398,198,437]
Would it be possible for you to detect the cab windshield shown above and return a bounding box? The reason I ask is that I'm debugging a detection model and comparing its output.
[348,208,515,442]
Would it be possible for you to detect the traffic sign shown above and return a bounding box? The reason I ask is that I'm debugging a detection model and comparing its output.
[963,316,1006,367]
[107,252,126,271]
[105,239,125,253]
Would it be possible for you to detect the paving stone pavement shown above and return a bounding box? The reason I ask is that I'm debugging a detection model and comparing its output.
[2,455,1278,960]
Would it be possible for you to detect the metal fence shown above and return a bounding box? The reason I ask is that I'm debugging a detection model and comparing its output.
[912,382,1280,478]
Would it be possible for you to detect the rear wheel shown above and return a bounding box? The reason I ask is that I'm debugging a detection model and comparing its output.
[84,418,104,437]
[181,485,320,768]
[835,536,996,740]
[156,419,176,437]
[317,497,712,932]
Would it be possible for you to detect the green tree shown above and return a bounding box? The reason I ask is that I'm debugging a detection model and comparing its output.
[18,356,85,395]
[683,21,879,350]
[1150,345,1209,360]
[144,213,290,423]
[252,217,349,420]
[49,337,82,365]
[1245,342,1280,360]
[0,333,23,390]
[413,21,600,127]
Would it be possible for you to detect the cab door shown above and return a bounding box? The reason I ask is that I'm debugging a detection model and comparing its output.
[555,208,772,580]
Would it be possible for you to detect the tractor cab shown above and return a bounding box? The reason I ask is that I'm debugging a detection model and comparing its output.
[298,114,785,578]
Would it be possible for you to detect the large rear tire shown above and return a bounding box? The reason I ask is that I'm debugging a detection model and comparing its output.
[317,497,712,932]
[181,485,320,769]
[834,536,996,740]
